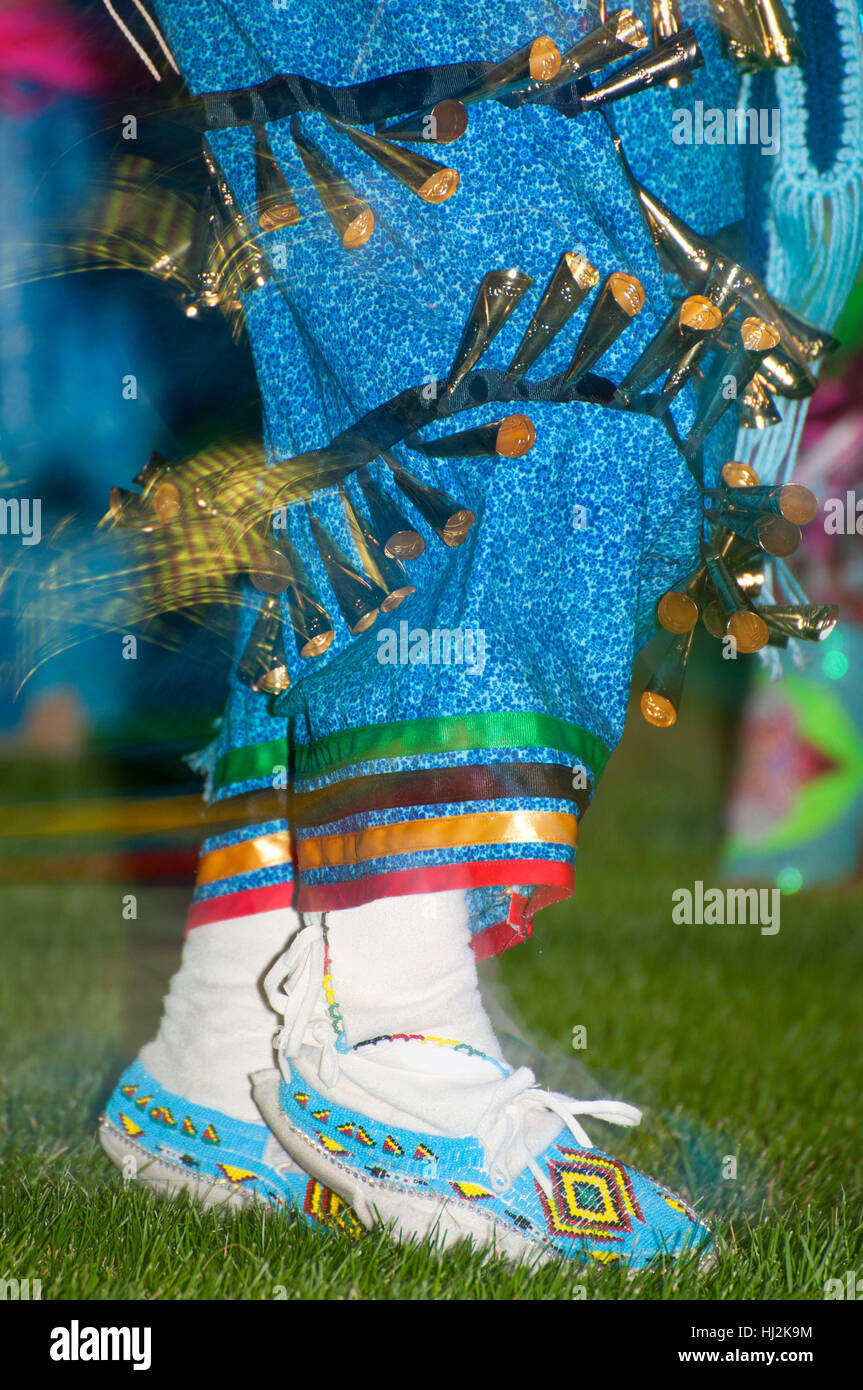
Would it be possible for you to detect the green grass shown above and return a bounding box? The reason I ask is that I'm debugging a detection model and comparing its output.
[1,681,861,1300]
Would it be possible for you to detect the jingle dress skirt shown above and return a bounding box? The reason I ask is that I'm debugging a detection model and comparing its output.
[155,0,748,954]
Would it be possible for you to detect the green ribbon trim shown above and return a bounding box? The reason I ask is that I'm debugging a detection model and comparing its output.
[213,712,612,794]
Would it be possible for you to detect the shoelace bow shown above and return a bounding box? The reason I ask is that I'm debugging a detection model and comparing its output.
[478,1072,642,1198]
[263,923,642,1198]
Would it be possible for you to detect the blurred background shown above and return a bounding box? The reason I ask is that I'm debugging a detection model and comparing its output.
[0,0,860,1299]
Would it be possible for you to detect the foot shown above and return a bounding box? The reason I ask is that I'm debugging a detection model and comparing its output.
[99,1060,361,1234]
[254,925,714,1269]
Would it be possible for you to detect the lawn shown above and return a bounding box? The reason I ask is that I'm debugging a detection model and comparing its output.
[1,660,861,1300]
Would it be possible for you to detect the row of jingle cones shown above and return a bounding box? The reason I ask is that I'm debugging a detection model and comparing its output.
[246,12,711,249]
[109,445,526,696]
[641,462,836,729]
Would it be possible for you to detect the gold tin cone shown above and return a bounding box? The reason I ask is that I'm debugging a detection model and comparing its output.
[641,628,694,727]
[721,460,761,488]
[612,142,827,369]
[579,28,703,111]
[203,141,270,294]
[703,255,749,318]
[454,36,562,105]
[152,480,182,525]
[684,315,780,454]
[339,486,416,612]
[356,465,425,560]
[757,514,801,558]
[701,596,728,639]
[446,267,534,397]
[552,9,648,88]
[389,461,475,546]
[412,414,536,458]
[657,589,700,634]
[650,1,691,87]
[253,124,301,231]
[618,293,721,402]
[108,486,157,531]
[724,481,818,526]
[290,116,374,249]
[727,608,769,653]
[379,99,469,145]
[504,252,600,381]
[133,450,171,489]
[330,120,459,204]
[757,347,817,400]
[738,373,782,428]
[701,538,767,651]
[756,604,839,643]
[779,306,839,362]
[562,271,645,387]
[307,508,386,634]
[743,0,804,67]
[652,0,684,42]
[238,595,290,694]
[268,529,336,658]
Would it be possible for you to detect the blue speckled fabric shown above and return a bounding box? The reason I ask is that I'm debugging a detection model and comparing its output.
[152,2,763,936]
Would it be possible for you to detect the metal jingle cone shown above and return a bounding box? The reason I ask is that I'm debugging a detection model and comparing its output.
[453,35,562,105]
[618,294,722,403]
[339,486,416,612]
[721,481,818,525]
[614,144,818,368]
[577,28,704,111]
[151,479,183,524]
[504,252,600,382]
[253,123,301,232]
[265,528,336,657]
[651,0,691,87]
[547,10,649,91]
[702,255,749,319]
[640,628,694,727]
[238,596,290,695]
[714,324,818,403]
[706,505,802,557]
[778,305,839,363]
[738,373,782,428]
[388,461,475,546]
[307,507,386,634]
[377,99,469,145]
[657,565,708,633]
[446,267,534,397]
[741,0,803,67]
[290,116,374,249]
[328,120,459,204]
[179,189,222,316]
[355,465,425,560]
[561,272,645,388]
[203,142,270,295]
[755,604,839,643]
[721,460,761,488]
[651,0,684,42]
[709,0,764,67]
[108,486,157,531]
[683,316,780,455]
[411,414,536,459]
[700,539,769,652]
[757,515,801,558]
[133,450,172,489]
[611,135,715,283]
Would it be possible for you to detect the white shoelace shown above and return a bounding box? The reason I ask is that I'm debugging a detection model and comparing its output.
[263,921,343,1089]
[478,1070,642,1198]
[264,922,642,1197]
